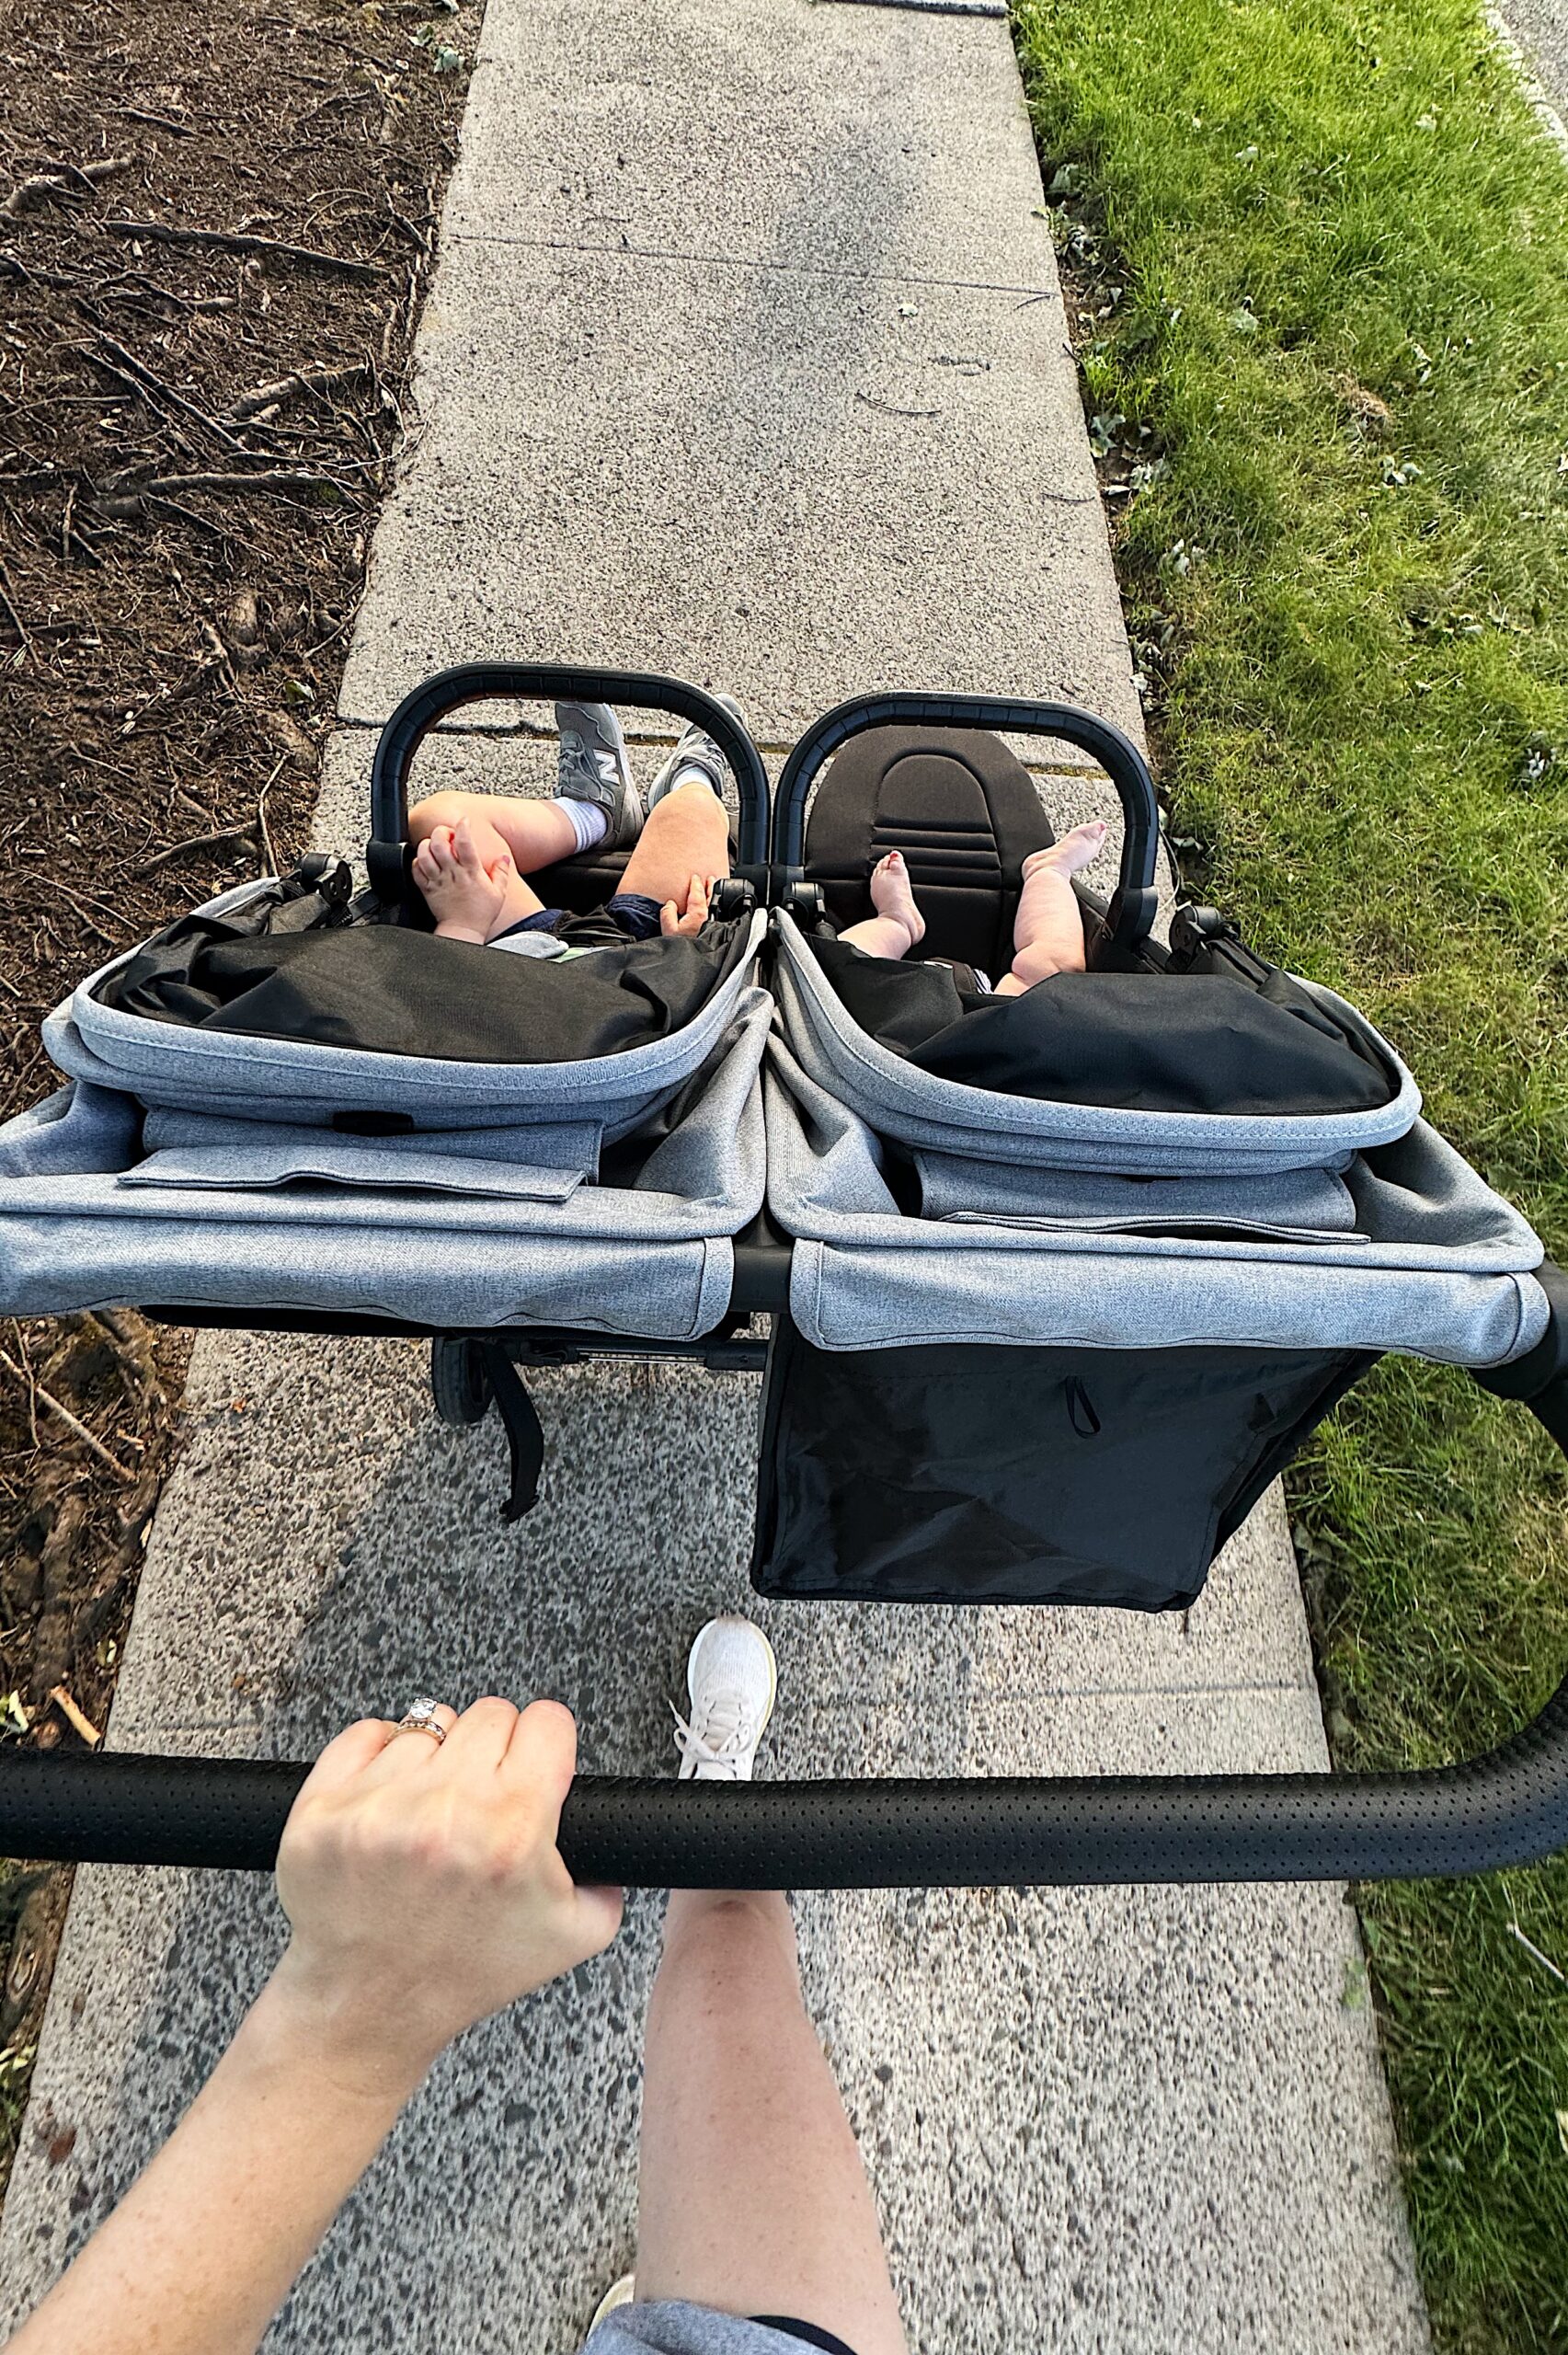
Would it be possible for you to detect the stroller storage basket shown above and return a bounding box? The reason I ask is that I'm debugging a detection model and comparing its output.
[757,695,1551,1609]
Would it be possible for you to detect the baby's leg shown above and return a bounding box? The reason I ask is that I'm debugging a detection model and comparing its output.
[994,822,1105,995]
[838,852,926,962]
[617,777,730,906]
[408,789,579,878]
[413,813,544,941]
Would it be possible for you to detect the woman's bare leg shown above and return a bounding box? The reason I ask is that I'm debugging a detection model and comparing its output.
[993,821,1106,995]
[636,1888,908,2355]
[617,779,731,906]
[408,789,580,878]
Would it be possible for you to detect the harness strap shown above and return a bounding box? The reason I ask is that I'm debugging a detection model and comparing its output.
[475,1343,545,1522]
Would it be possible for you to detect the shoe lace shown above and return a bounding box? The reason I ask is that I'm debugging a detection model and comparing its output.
[671,1691,755,1777]
[559,732,620,798]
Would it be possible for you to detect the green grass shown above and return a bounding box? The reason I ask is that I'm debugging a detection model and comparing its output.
[1009,0,1568,2345]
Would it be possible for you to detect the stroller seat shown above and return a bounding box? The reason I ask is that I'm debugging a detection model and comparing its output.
[0,672,775,1365]
[800,722,1057,977]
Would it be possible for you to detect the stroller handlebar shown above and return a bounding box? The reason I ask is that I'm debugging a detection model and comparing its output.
[6,1677,1568,1883]
[7,1362,1565,1888]
[367,663,772,875]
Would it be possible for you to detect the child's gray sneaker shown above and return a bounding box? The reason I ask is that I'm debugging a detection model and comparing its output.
[647,692,748,809]
[555,700,644,851]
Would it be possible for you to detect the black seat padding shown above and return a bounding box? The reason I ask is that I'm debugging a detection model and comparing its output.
[803,726,1058,977]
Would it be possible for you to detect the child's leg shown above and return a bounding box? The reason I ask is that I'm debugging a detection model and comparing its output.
[408,789,580,878]
[837,852,926,962]
[616,778,731,906]
[993,821,1105,995]
[412,815,544,942]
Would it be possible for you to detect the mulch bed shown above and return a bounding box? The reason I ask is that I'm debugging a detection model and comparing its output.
[0,0,482,2196]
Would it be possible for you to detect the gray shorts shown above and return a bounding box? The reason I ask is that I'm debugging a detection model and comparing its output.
[585,2299,857,2355]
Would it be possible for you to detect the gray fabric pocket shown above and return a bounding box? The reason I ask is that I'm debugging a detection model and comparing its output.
[120,1138,586,1202]
[915,1154,1365,1244]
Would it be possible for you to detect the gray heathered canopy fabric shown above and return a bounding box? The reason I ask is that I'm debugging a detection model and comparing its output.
[0,988,771,1338]
[762,1017,1549,1368]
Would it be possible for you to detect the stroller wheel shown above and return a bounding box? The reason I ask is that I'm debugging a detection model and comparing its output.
[429,1336,491,1428]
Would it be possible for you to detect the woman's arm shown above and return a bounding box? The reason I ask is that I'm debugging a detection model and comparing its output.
[6,1695,623,2355]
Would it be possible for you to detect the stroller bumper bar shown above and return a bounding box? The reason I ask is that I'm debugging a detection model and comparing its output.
[366,661,772,904]
[772,691,1164,957]
[3,1379,1563,1887]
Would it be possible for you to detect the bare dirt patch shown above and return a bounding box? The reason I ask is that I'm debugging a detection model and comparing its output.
[0,0,482,2196]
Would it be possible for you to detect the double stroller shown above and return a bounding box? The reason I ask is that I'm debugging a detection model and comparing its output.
[2,663,1565,1889]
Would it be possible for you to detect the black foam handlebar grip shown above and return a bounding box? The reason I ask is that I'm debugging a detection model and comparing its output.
[8,1380,1563,1887]
[5,1673,1567,1883]
[773,692,1162,927]
[368,663,771,868]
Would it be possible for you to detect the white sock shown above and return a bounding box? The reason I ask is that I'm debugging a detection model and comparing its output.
[557,798,609,855]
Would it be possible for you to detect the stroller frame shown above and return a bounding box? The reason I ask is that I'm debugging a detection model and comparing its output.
[4,663,1566,1890]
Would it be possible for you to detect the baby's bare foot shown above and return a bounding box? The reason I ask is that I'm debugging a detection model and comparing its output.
[868,850,925,949]
[412,820,513,944]
[1021,820,1108,884]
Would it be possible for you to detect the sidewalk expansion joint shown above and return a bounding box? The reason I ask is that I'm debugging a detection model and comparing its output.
[443,225,1058,304]
[811,0,1009,17]
[121,1683,1322,1738]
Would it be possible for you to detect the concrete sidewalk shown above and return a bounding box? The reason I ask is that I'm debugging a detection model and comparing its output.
[1,6,1428,2349]
[1497,0,1568,130]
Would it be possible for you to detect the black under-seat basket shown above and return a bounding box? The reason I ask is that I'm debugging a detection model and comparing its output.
[751,1323,1372,1611]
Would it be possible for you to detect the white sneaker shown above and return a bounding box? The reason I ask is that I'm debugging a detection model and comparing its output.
[647,692,748,808]
[673,1615,777,1781]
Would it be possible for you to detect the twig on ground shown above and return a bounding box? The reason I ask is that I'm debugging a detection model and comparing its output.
[2,158,132,217]
[200,618,238,685]
[103,468,358,502]
[257,755,285,875]
[229,362,372,419]
[854,390,940,419]
[136,821,258,875]
[107,220,382,280]
[1507,1919,1567,1982]
[50,881,134,933]
[8,1323,40,1453]
[0,560,33,656]
[110,108,198,136]
[0,1346,136,1480]
[48,1688,102,1749]
[86,332,250,454]
[49,882,123,944]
